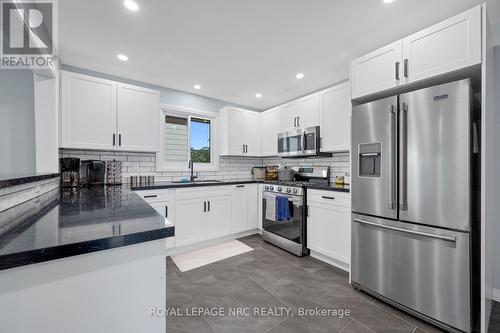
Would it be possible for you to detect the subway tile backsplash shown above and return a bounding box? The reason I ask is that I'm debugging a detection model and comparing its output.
[59,149,350,184]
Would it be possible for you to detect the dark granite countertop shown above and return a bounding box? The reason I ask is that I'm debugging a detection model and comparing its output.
[132,179,258,191]
[0,186,174,270]
[0,172,60,189]
[132,179,350,193]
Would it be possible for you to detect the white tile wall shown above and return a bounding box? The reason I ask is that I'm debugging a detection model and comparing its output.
[0,177,59,212]
[59,149,350,183]
[263,152,350,184]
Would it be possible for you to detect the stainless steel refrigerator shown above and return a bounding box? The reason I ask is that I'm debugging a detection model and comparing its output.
[351,79,480,333]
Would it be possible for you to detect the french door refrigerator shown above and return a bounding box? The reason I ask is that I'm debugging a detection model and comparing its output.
[351,79,480,333]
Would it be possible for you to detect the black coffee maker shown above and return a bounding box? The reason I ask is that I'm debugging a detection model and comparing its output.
[60,157,81,187]
[80,160,106,186]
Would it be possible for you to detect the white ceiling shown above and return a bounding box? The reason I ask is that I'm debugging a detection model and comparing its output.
[59,0,487,110]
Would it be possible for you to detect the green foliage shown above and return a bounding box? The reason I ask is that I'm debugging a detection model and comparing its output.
[191,147,210,163]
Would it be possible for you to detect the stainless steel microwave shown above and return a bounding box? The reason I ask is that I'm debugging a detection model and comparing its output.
[277,126,321,157]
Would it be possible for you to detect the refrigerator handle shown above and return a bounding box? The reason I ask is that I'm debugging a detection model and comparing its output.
[353,218,456,242]
[399,102,408,211]
[389,105,397,209]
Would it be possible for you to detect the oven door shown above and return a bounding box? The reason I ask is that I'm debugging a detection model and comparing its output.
[262,193,304,244]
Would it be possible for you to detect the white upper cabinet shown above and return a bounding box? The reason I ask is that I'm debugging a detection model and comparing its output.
[280,93,320,130]
[260,106,281,156]
[402,6,481,84]
[219,107,261,156]
[60,71,160,152]
[350,5,481,100]
[61,72,117,150]
[117,84,160,152]
[319,82,351,152]
[350,40,403,100]
[242,111,261,156]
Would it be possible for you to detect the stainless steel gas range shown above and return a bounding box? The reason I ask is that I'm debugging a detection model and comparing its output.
[261,166,329,256]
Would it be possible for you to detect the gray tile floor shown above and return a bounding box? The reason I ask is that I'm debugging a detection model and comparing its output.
[489,302,500,333]
[166,234,444,333]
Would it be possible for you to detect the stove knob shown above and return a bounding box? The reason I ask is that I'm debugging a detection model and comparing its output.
[269,186,274,191]
[286,188,291,193]
[277,187,282,192]
[264,186,268,190]
[293,188,298,194]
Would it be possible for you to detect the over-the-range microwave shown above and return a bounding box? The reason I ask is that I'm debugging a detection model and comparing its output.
[277,126,324,158]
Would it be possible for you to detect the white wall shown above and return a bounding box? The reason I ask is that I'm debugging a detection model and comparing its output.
[0,70,36,174]
[481,3,499,331]
[492,47,500,300]
[34,74,59,173]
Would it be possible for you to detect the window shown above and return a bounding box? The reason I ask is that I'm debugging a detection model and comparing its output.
[190,118,211,163]
[157,106,218,171]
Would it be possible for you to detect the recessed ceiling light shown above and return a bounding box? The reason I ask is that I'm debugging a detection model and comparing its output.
[296,73,304,79]
[256,93,263,98]
[383,0,395,3]
[193,84,201,90]
[124,0,139,11]
[117,54,128,61]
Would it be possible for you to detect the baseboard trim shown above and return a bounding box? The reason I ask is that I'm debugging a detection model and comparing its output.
[493,288,500,303]
[166,229,260,256]
[310,250,350,273]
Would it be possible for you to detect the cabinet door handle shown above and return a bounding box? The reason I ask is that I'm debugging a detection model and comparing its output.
[203,201,206,212]
[208,201,211,211]
[119,134,122,146]
[113,134,116,146]
[395,61,400,80]
[322,196,336,200]
[242,145,245,153]
[144,194,157,198]
[245,144,248,153]
[297,117,300,127]
[165,206,168,217]
[293,117,297,127]
[403,59,409,77]
[236,185,245,188]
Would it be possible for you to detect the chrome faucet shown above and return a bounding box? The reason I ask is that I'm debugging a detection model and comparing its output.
[188,160,198,182]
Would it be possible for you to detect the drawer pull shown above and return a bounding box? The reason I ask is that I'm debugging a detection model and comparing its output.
[144,195,157,198]
[353,218,456,242]
[322,196,336,200]
[236,185,245,188]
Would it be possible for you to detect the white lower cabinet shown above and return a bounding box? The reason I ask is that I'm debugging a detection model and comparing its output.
[205,196,231,239]
[307,190,351,270]
[231,185,248,233]
[175,198,207,247]
[136,184,265,251]
[246,184,258,229]
[230,184,259,233]
[149,201,169,220]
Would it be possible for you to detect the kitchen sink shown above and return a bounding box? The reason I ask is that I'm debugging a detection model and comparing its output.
[172,180,223,184]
